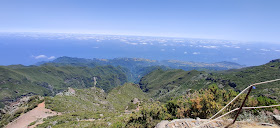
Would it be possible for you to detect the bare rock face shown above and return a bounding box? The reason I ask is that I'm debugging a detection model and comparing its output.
[155,118,280,128]
[168,119,226,128]
[133,98,140,104]
[155,120,169,128]
[64,87,76,96]
[155,118,225,128]
[68,87,75,94]
[93,77,97,86]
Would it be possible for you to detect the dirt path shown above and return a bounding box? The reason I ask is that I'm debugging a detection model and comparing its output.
[5,102,61,128]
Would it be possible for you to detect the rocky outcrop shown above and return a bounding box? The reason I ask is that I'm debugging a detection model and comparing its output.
[156,120,169,128]
[56,87,75,96]
[155,118,280,128]
[132,98,140,104]
[156,119,225,128]
[93,77,97,86]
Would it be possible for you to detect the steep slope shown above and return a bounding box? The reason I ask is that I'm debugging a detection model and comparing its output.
[36,83,149,128]
[0,65,127,108]
[139,69,210,101]
[206,59,280,100]
[44,57,168,83]
[40,56,244,83]
[139,59,280,101]
[161,60,245,71]
[107,83,149,111]
[48,57,245,71]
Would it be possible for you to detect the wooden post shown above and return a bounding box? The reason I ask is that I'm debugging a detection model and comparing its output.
[225,86,253,128]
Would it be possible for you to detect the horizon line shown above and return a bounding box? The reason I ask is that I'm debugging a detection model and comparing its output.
[0,31,261,43]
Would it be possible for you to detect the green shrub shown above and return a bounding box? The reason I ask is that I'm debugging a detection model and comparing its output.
[28,121,36,126]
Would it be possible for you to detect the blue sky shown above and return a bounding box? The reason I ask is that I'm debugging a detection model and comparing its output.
[0,0,280,42]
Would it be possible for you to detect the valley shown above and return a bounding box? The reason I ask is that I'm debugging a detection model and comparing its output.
[0,57,279,128]
[1,1,280,127]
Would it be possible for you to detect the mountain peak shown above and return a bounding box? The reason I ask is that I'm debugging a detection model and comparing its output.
[269,59,280,63]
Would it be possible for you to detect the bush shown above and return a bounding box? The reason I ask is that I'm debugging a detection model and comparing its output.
[28,121,36,126]
[257,96,279,110]
[126,101,172,128]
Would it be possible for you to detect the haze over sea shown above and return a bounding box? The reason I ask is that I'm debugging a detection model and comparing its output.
[1,32,279,66]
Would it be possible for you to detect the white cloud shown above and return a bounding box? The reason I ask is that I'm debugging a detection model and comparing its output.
[232,58,238,61]
[32,55,55,60]
[141,43,147,45]
[193,52,200,55]
[234,46,240,48]
[92,46,99,48]
[201,45,218,49]
[184,51,187,54]
[246,48,251,51]
[48,56,56,60]
[34,55,47,59]
[172,49,176,51]
[130,43,138,45]
[275,50,280,52]
[161,49,165,51]
[125,42,138,45]
[260,49,270,52]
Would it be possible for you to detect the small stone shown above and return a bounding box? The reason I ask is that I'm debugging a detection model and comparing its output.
[107,122,111,126]
[52,121,57,125]
[260,123,273,126]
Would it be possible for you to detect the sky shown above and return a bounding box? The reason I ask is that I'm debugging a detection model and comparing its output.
[0,0,280,42]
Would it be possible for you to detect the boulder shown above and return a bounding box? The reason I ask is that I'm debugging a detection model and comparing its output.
[133,98,140,104]
[155,120,169,128]
[272,115,280,125]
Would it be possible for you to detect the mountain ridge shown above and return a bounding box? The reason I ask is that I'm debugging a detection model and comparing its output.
[43,56,245,69]
[139,58,280,101]
[0,65,128,108]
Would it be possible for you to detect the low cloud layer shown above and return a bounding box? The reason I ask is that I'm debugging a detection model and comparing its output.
[193,52,200,55]
[33,55,55,60]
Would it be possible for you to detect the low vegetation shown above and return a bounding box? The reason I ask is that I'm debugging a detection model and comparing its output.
[123,84,279,128]
[140,59,280,102]
[36,83,149,128]
[0,65,128,108]
[1,58,280,128]
[207,59,280,101]
[29,84,279,128]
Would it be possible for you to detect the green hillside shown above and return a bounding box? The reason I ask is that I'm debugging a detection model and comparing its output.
[107,83,149,111]
[42,56,244,83]
[1,58,279,128]
[37,83,149,128]
[139,69,210,101]
[0,65,127,107]
[139,59,280,101]
[44,57,169,83]
[206,59,280,100]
